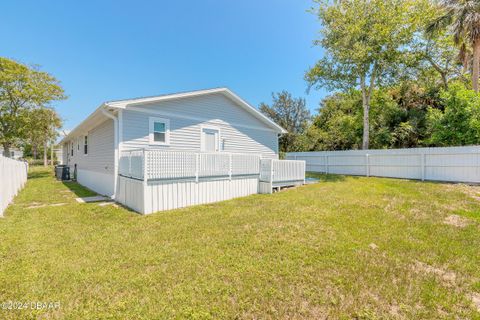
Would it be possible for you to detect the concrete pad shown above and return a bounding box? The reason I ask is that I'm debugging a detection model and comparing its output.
[76,196,111,203]
[98,202,119,208]
[50,203,67,207]
[27,203,67,209]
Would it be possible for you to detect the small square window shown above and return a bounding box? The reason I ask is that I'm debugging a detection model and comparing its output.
[149,117,169,145]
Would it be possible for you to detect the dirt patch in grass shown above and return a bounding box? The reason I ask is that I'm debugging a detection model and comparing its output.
[471,293,480,312]
[444,183,480,201]
[412,261,457,286]
[444,214,471,228]
[27,203,66,209]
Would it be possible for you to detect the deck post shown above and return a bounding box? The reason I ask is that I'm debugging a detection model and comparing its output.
[270,159,274,183]
[229,153,232,181]
[195,153,199,183]
[142,149,147,182]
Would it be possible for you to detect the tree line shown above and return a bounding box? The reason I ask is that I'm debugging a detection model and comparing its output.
[260,0,480,153]
[0,57,65,165]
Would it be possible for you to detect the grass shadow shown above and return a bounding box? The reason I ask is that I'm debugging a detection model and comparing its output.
[306,171,347,182]
[28,169,52,179]
[62,180,98,198]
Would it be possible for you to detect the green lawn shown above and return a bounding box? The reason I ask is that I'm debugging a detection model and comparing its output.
[1,167,480,319]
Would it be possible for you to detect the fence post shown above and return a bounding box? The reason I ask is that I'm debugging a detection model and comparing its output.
[421,153,425,181]
[366,154,370,177]
[324,155,329,174]
[195,153,199,183]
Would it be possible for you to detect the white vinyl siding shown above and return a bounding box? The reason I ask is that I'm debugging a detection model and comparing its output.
[121,93,278,158]
[64,119,115,174]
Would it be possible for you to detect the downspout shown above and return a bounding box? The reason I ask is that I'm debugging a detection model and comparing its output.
[101,107,119,199]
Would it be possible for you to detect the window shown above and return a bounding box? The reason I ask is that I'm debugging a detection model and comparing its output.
[84,135,88,155]
[201,127,220,152]
[71,142,73,156]
[149,117,170,145]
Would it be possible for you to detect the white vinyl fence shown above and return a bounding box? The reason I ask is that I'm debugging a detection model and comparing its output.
[287,146,480,183]
[0,155,28,216]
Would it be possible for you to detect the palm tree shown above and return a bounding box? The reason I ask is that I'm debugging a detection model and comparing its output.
[427,0,480,92]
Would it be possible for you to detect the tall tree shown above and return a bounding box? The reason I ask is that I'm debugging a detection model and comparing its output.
[306,0,426,149]
[427,0,480,92]
[24,107,62,165]
[413,30,464,90]
[259,91,311,152]
[0,57,65,156]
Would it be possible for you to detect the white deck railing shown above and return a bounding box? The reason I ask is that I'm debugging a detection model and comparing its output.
[119,150,262,181]
[260,159,306,183]
[119,149,145,180]
[0,155,28,216]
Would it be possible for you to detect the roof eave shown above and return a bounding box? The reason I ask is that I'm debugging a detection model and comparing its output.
[58,103,108,145]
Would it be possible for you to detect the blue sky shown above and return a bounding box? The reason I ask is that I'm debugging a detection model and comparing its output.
[1,0,327,131]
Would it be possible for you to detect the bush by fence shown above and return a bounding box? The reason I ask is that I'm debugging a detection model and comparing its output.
[0,156,28,216]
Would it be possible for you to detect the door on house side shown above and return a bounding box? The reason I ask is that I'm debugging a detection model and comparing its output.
[202,128,219,152]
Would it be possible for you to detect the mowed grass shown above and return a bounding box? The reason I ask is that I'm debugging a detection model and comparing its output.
[1,167,480,319]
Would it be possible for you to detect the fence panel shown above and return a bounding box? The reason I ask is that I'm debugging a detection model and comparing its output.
[287,146,480,183]
[0,156,28,216]
[119,150,145,180]
[231,154,260,176]
[198,153,230,178]
[260,159,306,183]
[147,151,196,180]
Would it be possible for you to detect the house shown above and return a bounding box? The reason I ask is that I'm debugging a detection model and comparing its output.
[59,88,305,213]
[0,147,24,160]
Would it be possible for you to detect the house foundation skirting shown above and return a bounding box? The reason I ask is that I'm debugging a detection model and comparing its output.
[116,175,259,214]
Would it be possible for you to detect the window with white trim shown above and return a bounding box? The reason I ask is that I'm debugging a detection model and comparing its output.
[70,142,73,156]
[149,117,170,145]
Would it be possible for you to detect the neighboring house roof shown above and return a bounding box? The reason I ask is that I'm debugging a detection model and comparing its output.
[60,88,287,144]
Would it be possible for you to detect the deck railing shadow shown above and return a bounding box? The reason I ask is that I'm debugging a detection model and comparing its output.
[28,169,51,180]
[306,172,348,182]
[62,180,98,198]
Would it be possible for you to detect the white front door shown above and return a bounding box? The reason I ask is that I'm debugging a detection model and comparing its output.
[202,128,219,152]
